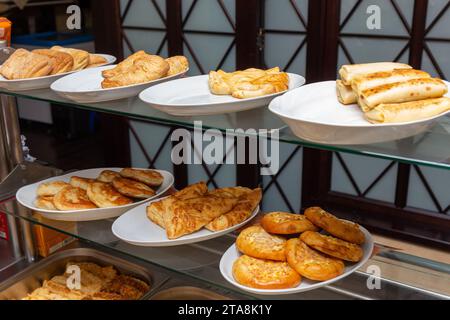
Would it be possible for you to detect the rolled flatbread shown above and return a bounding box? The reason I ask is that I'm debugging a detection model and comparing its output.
[336,80,357,104]
[352,69,430,94]
[359,78,448,112]
[365,97,450,123]
[339,62,411,85]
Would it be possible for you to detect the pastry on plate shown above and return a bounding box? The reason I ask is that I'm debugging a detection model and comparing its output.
[261,212,318,235]
[336,79,357,105]
[87,54,107,68]
[53,186,97,211]
[32,49,74,74]
[50,46,90,70]
[102,50,146,78]
[112,177,156,199]
[86,181,133,208]
[236,225,287,261]
[286,238,345,281]
[165,55,189,76]
[69,176,96,190]
[304,207,365,244]
[34,195,57,210]
[36,181,70,196]
[232,255,301,289]
[300,231,363,262]
[97,170,121,183]
[119,168,164,187]
[0,48,53,79]
[338,62,411,85]
[208,186,252,199]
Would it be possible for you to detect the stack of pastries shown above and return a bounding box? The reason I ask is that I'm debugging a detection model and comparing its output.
[336,62,450,123]
[34,168,163,211]
[101,50,189,88]
[0,47,107,79]
[146,182,262,239]
[23,262,149,300]
[209,67,289,99]
[232,207,366,290]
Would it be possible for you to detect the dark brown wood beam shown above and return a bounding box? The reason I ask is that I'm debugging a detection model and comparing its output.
[166,0,183,55]
[236,0,262,69]
[409,0,428,68]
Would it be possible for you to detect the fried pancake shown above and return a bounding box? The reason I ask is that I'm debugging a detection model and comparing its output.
[69,176,96,190]
[112,177,156,199]
[261,212,318,235]
[286,238,345,281]
[87,182,133,208]
[236,225,287,261]
[34,195,57,210]
[120,168,164,187]
[36,181,70,196]
[53,186,97,211]
[300,231,363,262]
[304,207,365,244]
[97,170,121,183]
[233,255,301,289]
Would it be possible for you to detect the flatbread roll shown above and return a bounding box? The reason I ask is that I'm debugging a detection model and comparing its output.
[339,62,411,85]
[359,78,448,112]
[365,97,450,123]
[351,69,431,93]
[336,80,357,104]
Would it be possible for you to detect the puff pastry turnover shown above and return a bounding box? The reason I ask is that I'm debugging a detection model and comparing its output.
[0,48,53,79]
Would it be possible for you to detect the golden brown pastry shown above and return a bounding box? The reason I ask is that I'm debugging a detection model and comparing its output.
[112,177,156,199]
[97,170,121,183]
[338,62,412,85]
[165,55,189,76]
[208,186,252,199]
[69,176,96,190]
[100,274,149,300]
[37,181,70,196]
[50,46,89,71]
[336,80,357,105]
[0,48,53,79]
[119,168,164,187]
[86,182,133,208]
[286,238,345,281]
[261,212,318,235]
[233,255,301,289]
[304,207,365,244]
[34,196,57,210]
[102,50,146,78]
[300,231,363,262]
[32,49,74,74]
[205,188,262,232]
[53,186,97,211]
[236,225,287,261]
[87,54,107,68]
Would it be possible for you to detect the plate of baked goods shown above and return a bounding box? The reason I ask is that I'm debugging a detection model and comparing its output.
[0,47,116,91]
[139,67,305,116]
[220,208,373,295]
[51,51,189,103]
[269,62,450,145]
[15,167,174,222]
[112,182,262,246]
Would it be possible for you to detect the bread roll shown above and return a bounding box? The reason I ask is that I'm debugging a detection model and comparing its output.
[339,62,411,85]
[336,80,357,104]
[365,97,450,123]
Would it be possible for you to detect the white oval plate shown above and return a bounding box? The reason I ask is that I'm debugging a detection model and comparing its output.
[112,199,259,247]
[269,80,450,145]
[0,54,116,91]
[139,73,305,116]
[51,66,189,103]
[15,167,174,222]
[220,225,374,295]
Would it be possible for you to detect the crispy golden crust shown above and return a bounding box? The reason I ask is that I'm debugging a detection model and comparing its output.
[233,255,300,289]
[50,46,89,70]
[87,54,107,68]
[53,186,97,211]
[304,207,365,244]
[32,49,74,74]
[34,195,57,210]
[37,181,70,196]
[286,238,345,281]
[165,55,189,76]
[69,176,96,190]
[97,170,121,183]
[208,186,252,198]
[112,177,156,199]
[261,212,318,235]
[87,182,133,208]
[0,48,53,79]
[120,168,164,187]
[102,50,146,78]
[236,225,287,261]
[300,231,363,262]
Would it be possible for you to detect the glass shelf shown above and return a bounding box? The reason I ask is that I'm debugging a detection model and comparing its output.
[1,199,449,300]
[1,88,450,170]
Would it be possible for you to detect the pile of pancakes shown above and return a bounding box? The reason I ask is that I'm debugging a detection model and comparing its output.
[34,168,164,211]
[232,207,366,289]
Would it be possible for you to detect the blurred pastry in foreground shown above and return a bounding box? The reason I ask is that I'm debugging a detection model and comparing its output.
[32,49,74,74]
[112,177,156,199]
[37,181,70,196]
[236,225,287,261]
[87,182,133,208]
[261,212,318,235]
[120,168,164,187]
[338,62,411,85]
[51,46,90,70]
[87,54,107,68]
[233,255,301,289]
[35,196,57,210]
[0,48,53,79]
[53,186,97,211]
[165,55,189,76]
[70,176,96,190]
[97,170,121,183]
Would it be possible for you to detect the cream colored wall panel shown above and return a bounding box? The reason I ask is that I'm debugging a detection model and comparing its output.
[423,42,450,79]
[121,0,166,28]
[265,34,306,74]
[338,38,409,64]
[182,0,235,32]
[123,30,167,57]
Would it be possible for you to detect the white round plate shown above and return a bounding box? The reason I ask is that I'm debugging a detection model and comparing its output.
[51,66,189,103]
[112,199,260,247]
[220,225,374,295]
[269,80,450,145]
[0,54,116,91]
[15,167,174,222]
[139,73,305,116]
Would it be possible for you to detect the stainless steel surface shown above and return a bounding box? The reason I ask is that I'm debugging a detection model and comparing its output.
[0,248,164,300]
[149,286,230,300]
